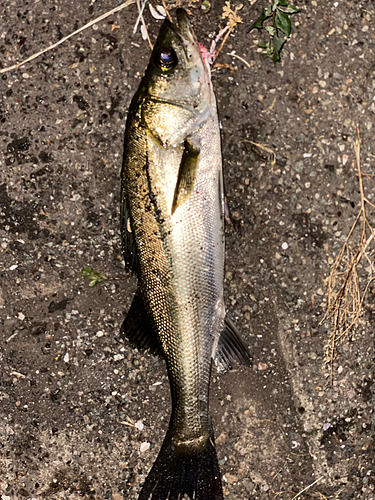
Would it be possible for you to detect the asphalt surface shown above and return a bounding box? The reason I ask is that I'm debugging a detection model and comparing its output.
[0,1,374,499]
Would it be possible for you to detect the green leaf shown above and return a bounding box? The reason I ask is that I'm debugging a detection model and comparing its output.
[273,35,286,62]
[261,41,274,59]
[81,267,94,279]
[280,4,299,13]
[258,41,268,48]
[265,4,272,16]
[250,8,268,30]
[201,0,211,14]
[265,26,276,37]
[278,0,289,6]
[275,10,291,36]
[81,267,107,286]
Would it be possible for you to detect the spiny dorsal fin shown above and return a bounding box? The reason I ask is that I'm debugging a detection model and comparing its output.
[214,315,252,372]
[171,140,200,215]
[120,289,161,355]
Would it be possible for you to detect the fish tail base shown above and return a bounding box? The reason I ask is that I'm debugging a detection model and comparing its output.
[138,430,223,500]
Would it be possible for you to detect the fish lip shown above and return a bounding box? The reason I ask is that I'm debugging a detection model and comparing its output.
[171,8,200,58]
[176,8,191,32]
[171,8,212,97]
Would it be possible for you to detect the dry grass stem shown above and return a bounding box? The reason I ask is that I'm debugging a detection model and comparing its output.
[322,125,375,384]
[262,96,277,114]
[289,476,324,500]
[241,140,277,165]
[162,0,173,22]
[227,52,252,68]
[135,0,153,50]
[0,0,135,74]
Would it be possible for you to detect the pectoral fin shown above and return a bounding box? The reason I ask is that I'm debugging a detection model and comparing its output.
[171,140,200,215]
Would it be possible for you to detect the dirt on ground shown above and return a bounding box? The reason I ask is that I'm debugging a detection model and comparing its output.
[0,0,374,499]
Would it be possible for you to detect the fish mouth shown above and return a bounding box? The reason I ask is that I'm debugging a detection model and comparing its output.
[174,8,200,56]
[176,9,194,38]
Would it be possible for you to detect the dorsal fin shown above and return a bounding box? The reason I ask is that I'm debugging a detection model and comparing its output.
[171,140,200,215]
[214,315,252,372]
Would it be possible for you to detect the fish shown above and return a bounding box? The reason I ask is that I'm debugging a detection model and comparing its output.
[120,9,251,500]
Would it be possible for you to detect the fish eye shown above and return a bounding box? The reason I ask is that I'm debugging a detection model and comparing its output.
[155,47,178,70]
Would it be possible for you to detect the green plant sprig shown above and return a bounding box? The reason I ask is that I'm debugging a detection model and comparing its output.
[249,0,298,63]
[81,267,129,287]
[81,267,107,287]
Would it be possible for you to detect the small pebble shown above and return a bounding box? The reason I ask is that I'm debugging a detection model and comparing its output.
[225,473,238,484]
[140,442,150,453]
[135,421,144,431]
[281,242,288,250]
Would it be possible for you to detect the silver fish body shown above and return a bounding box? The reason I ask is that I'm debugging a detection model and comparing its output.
[121,9,250,500]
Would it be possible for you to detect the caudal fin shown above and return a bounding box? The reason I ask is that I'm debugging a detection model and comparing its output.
[138,430,223,500]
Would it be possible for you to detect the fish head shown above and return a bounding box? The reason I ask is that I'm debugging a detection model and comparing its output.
[141,9,213,147]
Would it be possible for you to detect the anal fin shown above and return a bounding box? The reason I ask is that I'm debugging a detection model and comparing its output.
[214,314,252,372]
[120,289,161,355]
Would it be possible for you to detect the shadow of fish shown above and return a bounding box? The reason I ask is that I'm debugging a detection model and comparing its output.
[121,8,251,500]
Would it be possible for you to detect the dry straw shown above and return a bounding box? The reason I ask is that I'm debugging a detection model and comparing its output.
[322,125,375,384]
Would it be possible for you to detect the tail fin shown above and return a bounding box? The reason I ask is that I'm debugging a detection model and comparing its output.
[138,430,223,500]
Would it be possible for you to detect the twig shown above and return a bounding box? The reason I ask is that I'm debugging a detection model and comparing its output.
[10,371,26,378]
[290,476,324,500]
[272,460,287,481]
[162,0,173,22]
[0,0,136,74]
[262,96,277,114]
[6,332,19,343]
[216,27,233,59]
